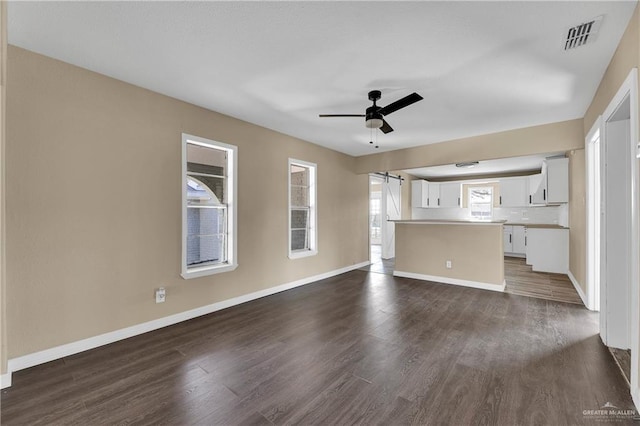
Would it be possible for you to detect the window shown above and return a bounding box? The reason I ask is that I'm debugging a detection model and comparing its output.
[288,159,317,258]
[469,186,493,219]
[182,134,237,279]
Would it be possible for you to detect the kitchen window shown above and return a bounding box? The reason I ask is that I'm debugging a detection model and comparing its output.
[469,186,493,219]
[289,159,317,258]
[182,134,237,279]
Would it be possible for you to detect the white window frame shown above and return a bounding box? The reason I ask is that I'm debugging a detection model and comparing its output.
[468,186,493,220]
[182,133,238,279]
[288,158,317,259]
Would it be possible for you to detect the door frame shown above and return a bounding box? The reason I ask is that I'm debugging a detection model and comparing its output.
[585,116,601,312]
[599,68,639,407]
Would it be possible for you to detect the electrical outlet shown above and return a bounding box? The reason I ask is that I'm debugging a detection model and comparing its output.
[155,287,166,303]
[446,260,452,269]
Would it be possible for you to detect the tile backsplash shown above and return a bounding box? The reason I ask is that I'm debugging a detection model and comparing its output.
[412,204,569,227]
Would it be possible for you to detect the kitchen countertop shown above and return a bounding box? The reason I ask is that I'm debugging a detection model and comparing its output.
[506,223,569,229]
[392,219,507,225]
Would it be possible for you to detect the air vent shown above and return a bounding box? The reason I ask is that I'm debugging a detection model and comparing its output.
[564,16,603,50]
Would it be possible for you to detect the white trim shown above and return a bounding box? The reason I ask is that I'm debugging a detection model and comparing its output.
[585,116,602,313]
[1,261,369,388]
[288,158,318,259]
[600,68,640,398]
[633,387,640,415]
[288,249,318,260]
[181,133,238,279]
[1,372,11,389]
[393,270,506,292]
[568,270,589,309]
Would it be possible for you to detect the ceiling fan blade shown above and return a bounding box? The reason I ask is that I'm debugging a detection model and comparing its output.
[318,114,365,117]
[380,119,394,134]
[378,92,423,116]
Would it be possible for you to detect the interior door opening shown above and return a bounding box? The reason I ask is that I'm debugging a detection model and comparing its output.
[601,93,632,350]
[368,173,402,274]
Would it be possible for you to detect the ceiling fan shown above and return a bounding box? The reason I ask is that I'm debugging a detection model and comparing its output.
[319,90,423,134]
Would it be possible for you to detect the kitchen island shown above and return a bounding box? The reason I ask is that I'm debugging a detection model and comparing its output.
[392,220,506,292]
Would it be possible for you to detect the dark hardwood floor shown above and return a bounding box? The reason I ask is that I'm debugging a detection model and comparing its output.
[504,257,584,305]
[1,270,635,425]
[359,244,394,275]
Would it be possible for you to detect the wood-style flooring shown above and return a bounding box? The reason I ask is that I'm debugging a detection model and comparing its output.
[1,270,634,425]
[504,257,583,305]
[610,347,632,385]
[359,244,394,275]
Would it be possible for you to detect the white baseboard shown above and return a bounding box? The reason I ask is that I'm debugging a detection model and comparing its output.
[1,261,370,389]
[568,270,589,309]
[393,270,506,293]
[0,371,11,388]
[632,386,640,414]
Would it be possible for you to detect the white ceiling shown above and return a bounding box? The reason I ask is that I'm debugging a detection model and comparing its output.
[7,1,637,157]
[405,153,564,180]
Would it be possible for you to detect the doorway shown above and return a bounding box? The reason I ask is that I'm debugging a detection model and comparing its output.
[590,68,640,402]
[366,173,401,274]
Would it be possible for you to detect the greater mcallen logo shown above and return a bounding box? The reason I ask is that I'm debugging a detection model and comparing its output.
[583,402,638,421]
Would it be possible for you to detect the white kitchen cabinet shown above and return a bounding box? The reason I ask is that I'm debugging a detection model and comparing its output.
[428,182,440,207]
[546,157,569,203]
[528,158,569,205]
[529,173,545,205]
[503,225,526,256]
[512,225,526,254]
[439,182,461,207]
[503,226,513,253]
[411,180,429,208]
[499,177,528,207]
[526,228,569,273]
[412,180,439,208]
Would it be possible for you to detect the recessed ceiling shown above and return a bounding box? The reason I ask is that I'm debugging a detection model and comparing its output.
[405,153,565,180]
[7,1,637,157]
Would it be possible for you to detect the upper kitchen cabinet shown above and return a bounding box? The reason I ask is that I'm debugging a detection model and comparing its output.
[440,182,461,207]
[545,157,569,203]
[428,182,440,207]
[411,180,429,208]
[529,157,569,205]
[529,173,545,205]
[499,177,528,207]
[412,180,444,208]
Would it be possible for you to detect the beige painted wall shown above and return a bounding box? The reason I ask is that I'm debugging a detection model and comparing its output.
[5,46,369,359]
[395,223,504,285]
[1,1,7,375]
[355,119,584,175]
[572,4,640,292]
[584,5,639,135]
[392,170,413,220]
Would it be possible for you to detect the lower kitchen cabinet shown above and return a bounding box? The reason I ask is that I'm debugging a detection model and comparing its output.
[503,225,526,257]
[525,228,568,274]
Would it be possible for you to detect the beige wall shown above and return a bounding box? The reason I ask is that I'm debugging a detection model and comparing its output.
[571,4,640,292]
[568,149,586,292]
[395,223,504,286]
[355,119,584,174]
[1,2,7,375]
[5,46,369,359]
[584,5,640,135]
[392,170,413,220]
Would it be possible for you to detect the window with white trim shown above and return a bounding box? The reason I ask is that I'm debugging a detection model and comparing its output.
[182,134,237,279]
[288,159,317,258]
[468,186,493,220]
